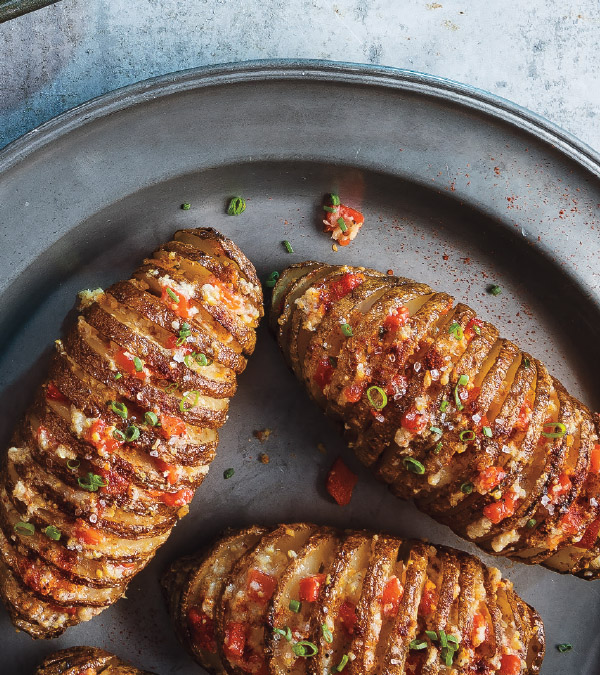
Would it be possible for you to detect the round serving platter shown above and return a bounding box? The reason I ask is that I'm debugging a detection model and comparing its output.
[1,60,599,674]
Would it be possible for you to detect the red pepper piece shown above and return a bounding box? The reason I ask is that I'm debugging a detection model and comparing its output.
[187,607,217,653]
[247,568,278,604]
[160,488,194,507]
[483,492,518,525]
[299,573,327,602]
[46,381,69,404]
[577,515,600,549]
[224,621,246,660]
[161,286,192,319]
[338,600,357,634]
[499,653,521,675]
[401,407,427,433]
[314,358,335,391]
[326,457,358,506]
[381,575,403,617]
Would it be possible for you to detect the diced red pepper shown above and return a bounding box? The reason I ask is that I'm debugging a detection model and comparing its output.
[381,575,403,617]
[515,400,532,432]
[161,286,192,319]
[85,419,123,454]
[559,504,585,537]
[247,569,278,604]
[154,457,180,485]
[74,521,104,546]
[224,621,246,660]
[590,444,600,474]
[467,386,481,404]
[577,515,600,549]
[188,607,217,653]
[476,466,506,493]
[338,600,357,634]
[326,457,358,506]
[114,349,146,380]
[401,407,428,433]
[483,492,518,525]
[160,414,187,438]
[418,580,437,616]
[314,358,335,391]
[499,653,521,675]
[384,306,410,332]
[321,272,365,310]
[323,205,365,247]
[46,381,69,404]
[160,488,194,507]
[550,472,571,503]
[464,318,484,341]
[343,383,365,403]
[470,611,488,648]
[98,468,129,497]
[299,574,326,602]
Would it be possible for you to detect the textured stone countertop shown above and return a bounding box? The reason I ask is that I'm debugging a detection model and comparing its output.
[0,0,599,153]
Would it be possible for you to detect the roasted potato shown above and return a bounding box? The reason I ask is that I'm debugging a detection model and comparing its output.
[162,524,544,675]
[34,646,154,674]
[0,228,262,638]
[270,263,600,578]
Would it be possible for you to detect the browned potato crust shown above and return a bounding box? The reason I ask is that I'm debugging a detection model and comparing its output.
[271,263,600,579]
[0,228,262,638]
[34,646,155,674]
[162,524,544,675]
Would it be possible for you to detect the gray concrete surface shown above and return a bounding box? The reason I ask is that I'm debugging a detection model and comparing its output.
[0,0,599,152]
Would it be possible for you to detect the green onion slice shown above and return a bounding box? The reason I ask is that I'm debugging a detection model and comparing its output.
[425,630,438,640]
[322,623,333,643]
[557,643,573,653]
[125,425,140,442]
[337,217,348,233]
[292,641,318,658]
[67,459,80,471]
[473,324,482,335]
[181,202,191,210]
[112,429,126,441]
[274,626,293,642]
[366,386,388,411]
[524,357,531,369]
[409,639,427,650]
[44,525,61,541]
[145,411,159,426]
[430,426,442,436]
[166,287,180,303]
[541,422,567,439]
[439,629,448,648]
[114,372,123,380]
[461,482,473,494]
[459,430,476,442]
[482,426,493,438]
[223,468,235,479]
[109,400,128,419]
[323,205,337,213]
[336,654,349,671]
[78,473,106,492]
[164,382,179,393]
[330,194,341,206]
[440,400,449,413]
[265,271,280,288]
[433,442,442,455]
[14,521,35,536]
[403,457,425,475]
[227,196,246,216]
[526,518,537,528]
[289,599,301,613]
[180,390,201,412]
[489,284,502,296]
[448,322,464,340]
[454,374,469,411]
[133,356,143,372]
[341,323,353,337]
[283,240,294,254]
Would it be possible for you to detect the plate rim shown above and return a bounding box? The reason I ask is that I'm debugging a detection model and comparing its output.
[1,58,599,179]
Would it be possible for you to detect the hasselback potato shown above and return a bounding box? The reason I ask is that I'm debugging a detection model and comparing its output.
[270,263,600,578]
[162,523,544,675]
[0,227,262,638]
[34,646,155,674]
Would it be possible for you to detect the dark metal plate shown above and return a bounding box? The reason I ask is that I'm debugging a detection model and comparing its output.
[1,61,599,674]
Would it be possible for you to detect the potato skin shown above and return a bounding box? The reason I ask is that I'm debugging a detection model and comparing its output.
[271,262,600,579]
[163,524,544,675]
[34,646,155,674]
[0,228,262,639]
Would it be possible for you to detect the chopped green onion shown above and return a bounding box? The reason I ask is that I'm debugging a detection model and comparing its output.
[523,357,531,369]
[448,322,464,340]
[194,352,211,366]
[458,374,469,386]
[330,193,341,206]
[133,357,143,372]
[425,630,438,640]
[145,411,159,426]
[557,643,573,653]
[459,430,476,442]
[66,459,80,471]
[439,630,448,648]
[429,426,442,436]
[337,217,348,233]
[322,623,333,643]
[283,240,294,254]
[403,457,426,475]
[114,372,123,380]
[473,324,482,335]
[409,639,427,650]
[166,287,180,303]
[112,429,126,441]
[482,426,493,438]
[541,422,567,439]
[180,390,201,412]
[446,635,459,646]
[434,442,442,455]
[489,284,502,296]
[227,196,246,216]
[336,654,349,671]
[274,626,292,641]
[461,482,473,494]
[164,382,179,394]
[341,323,353,337]
[323,205,337,213]
[14,521,35,536]
[454,374,469,411]
[181,202,191,210]
[442,646,456,667]
[77,473,106,492]
[109,401,128,419]
[366,386,388,411]
[125,425,140,442]
[289,599,301,613]
[176,322,192,346]
[440,400,449,413]
[292,641,318,658]
[265,271,280,288]
[526,518,537,528]
[44,525,61,541]
[223,468,235,479]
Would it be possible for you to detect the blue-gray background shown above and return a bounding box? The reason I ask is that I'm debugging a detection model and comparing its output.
[1,0,600,152]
